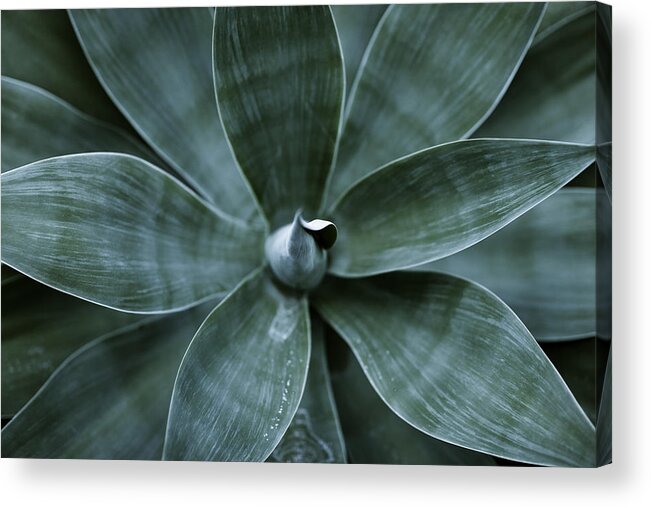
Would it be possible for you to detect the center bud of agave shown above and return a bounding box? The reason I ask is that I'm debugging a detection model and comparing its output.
[265,211,337,291]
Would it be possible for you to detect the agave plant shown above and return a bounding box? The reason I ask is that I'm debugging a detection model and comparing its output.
[1,3,612,466]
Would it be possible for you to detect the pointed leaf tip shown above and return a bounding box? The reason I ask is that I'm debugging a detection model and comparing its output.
[300,217,338,250]
[327,2,546,203]
[265,213,328,291]
[329,139,595,277]
[314,272,596,467]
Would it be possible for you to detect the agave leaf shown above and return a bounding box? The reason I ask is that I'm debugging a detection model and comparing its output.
[1,9,126,126]
[265,213,328,291]
[163,271,310,461]
[213,6,344,228]
[327,3,544,203]
[597,349,612,465]
[1,274,150,418]
[328,330,495,465]
[329,139,594,277]
[269,315,346,463]
[330,4,387,94]
[533,1,594,44]
[1,304,212,459]
[475,9,595,144]
[1,77,154,172]
[69,8,258,221]
[299,217,338,251]
[1,153,264,313]
[314,272,596,467]
[414,189,597,342]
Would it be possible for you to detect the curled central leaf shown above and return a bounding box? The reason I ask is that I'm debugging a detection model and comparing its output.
[265,212,337,291]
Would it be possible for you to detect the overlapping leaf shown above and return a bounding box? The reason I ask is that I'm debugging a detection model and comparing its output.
[314,272,596,466]
[1,9,126,125]
[1,304,212,459]
[329,333,495,465]
[269,316,346,463]
[1,274,149,418]
[533,1,594,44]
[1,77,153,172]
[329,139,594,276]
[1,4,607,467]
[213,6,344,227]
[70,8,257,220]
[415,189,597,341]
[1,154,264,313]
[327,3,544,202]
[475,9,595,144]
[330,5,386,94]
[164,271,310,461]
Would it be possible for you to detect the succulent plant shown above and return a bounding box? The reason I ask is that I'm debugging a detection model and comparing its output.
[1,3,611,466]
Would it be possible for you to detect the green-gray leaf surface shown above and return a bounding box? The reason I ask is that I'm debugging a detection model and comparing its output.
[70,8,257,221]
[329,139,595,277]
[314,272,596,466]
[1,274,147,418]
[327,3,544,203]
[1,9,126,125]
[1,153,263,313]
[331,5,387,94]
[269,315,346,463]
[475,9,596,143]
[213,6,344,228]
[1,77,153,172]
[329,333,495,465]
[415,189,596,341]
[1,304,212,459]
[164,271,310,461]
[533,1,594,44]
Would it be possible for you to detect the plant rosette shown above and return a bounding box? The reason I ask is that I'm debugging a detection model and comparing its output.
[1,4,610,466]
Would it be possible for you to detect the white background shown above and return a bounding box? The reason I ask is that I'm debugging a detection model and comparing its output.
[1,0,649,505]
